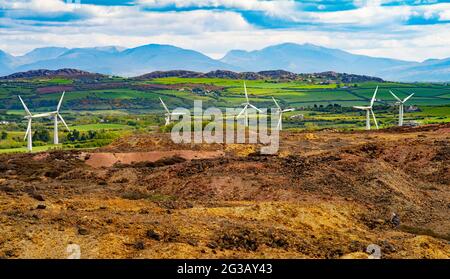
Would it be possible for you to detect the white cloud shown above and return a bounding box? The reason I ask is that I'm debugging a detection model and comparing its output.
[137,0,297,16]
[0,0,449,62]
[1,0,75,13]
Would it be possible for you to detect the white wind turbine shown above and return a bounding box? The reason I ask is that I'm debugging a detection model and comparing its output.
[18,96,33,151]
[159,97,185,126]
[389,90,414,127]
[272,97,295,130]
[353,86,379,130]
[19,92,70,151]
[237,82,261,126]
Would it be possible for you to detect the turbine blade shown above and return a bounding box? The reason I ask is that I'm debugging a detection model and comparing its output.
[170,112,186,115]
[370,86,378,107]
[389,90,402,102]
[244,82,249,102]
[58,114,70,131]
[32,112,53,118]
[248,103,262,112]
[272,97,281,109]
[57,91,65,111]
[277,113,282,130]
[353,106,369,110]
[403,93,414,103]
[237,106,247,118]
[159,97,170,113]
[371,109,379,129]
[283,108,295,112]
[18,96,32,116]
[24,119,31,141]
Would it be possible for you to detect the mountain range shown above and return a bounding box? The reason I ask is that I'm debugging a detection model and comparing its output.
[0,43,449,82]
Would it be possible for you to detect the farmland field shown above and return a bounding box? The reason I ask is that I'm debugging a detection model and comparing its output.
[0,75,449,153]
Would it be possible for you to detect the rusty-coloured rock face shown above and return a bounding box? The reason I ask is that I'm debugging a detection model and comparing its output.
[0,124,449,259]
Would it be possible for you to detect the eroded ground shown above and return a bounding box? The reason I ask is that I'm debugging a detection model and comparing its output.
[0,124,449,259]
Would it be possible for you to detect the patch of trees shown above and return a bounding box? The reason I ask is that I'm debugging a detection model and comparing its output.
[32,129,50,142]
[63,129,118,148]
[310,104,355,113]
[65,129,113,142]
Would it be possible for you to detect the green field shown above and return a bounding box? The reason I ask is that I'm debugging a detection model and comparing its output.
[0,145,54,154]
[70,123,132,131]
[2,77,449,112]
[1,76,449,153]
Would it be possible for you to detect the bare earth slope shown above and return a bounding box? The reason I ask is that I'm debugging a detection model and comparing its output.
[0,124,449,259]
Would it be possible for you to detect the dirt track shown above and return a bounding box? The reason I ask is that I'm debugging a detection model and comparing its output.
[0,124,449,259]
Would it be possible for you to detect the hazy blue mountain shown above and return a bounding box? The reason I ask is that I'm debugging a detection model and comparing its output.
[0,43,449,81]
[380,58,450,82]
[220,43,417,78]
[14,47,69,66]
[0,50,14,76]
[18,47,121,75]
[14,44,236,77]
[116,44,237,76]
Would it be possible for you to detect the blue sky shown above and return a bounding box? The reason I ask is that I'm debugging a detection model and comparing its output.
[0,0,449,61]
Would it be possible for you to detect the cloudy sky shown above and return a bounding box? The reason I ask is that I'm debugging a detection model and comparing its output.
[0,0,449,61]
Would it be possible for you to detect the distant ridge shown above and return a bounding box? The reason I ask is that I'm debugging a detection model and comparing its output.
[0,68,105,80]
[133,69,385,82]
[0,68,384,83]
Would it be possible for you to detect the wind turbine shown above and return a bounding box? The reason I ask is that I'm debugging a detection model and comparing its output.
[19,92,70,151]
[18,96,33,151]
[272,97,295,130]
[390,90,414,127]
[237,82,261,126]
[159,97,185,126]
[353,86,379,130]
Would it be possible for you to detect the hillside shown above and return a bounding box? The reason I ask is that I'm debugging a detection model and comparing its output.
[135,69,384,82]
[0,125,448,258]
[0,71,448,114]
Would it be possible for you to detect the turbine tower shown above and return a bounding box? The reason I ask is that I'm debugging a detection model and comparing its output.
[353,86,379,130]
[272,97,295,130]
[237,82,261,126]
[159,97,185,125]
[390,91,414,127]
